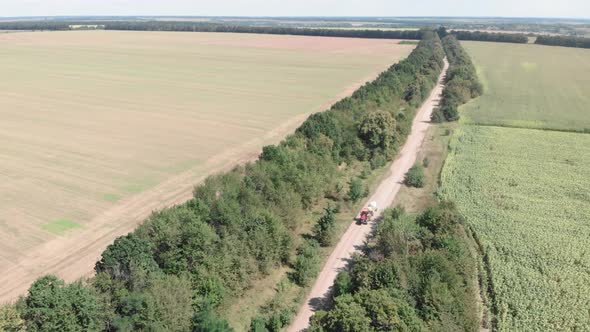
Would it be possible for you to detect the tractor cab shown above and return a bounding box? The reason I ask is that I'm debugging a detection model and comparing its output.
[359,208,371,225]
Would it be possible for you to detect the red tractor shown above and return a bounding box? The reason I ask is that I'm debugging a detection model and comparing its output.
[359,208,371,225]
[358,202,378,225]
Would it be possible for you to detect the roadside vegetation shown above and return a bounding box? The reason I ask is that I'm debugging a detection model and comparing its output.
[308,202,479,332]
[2,31,446,331]
[404,165,425,188]
[306,34,486,332]
[432,33,483,123]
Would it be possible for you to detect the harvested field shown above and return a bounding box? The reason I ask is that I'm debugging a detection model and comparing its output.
[0,30,414,302]
[460,41,590,131]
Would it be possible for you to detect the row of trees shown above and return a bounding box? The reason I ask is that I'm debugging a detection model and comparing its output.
[432,34,483,122]
[450,30,528,43]
[0,20,424,40]
[104,22,426,40]
[0,21,528,45]
[535,35,590,49]
[308,203,479,332]
[4,32,446,331]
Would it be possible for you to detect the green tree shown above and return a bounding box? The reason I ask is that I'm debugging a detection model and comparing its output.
[147,274,194,332]
[291,240,321,286]
[314,207,337,246]
[112,292,161,331]
[95,233,159,285]
[333,271,353,297]
[348,178,367,203]
[356,289,423,331]
[22,276,104,332]
[192,304,234,332]
[0,304,26,332]
[358,110,397,150]
[404,165,425,188]
[312,295,372,332]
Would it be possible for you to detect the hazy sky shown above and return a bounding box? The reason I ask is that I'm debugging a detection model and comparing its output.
[2,0,589,19]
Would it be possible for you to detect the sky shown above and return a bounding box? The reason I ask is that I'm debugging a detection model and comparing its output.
[2,0,589,19]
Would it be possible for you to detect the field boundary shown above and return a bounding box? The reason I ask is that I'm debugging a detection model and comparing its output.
[0,64,394,304]
[464,121,590,134]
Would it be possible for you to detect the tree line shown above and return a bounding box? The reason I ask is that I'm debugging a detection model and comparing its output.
[432,32,483,122]
[104,22,426,40]
[308,202,480,332]
[450,30,528,43]
[0,21,424,40]
[0,20,531,45]
[1,31,446,331]
[535,35,590,49]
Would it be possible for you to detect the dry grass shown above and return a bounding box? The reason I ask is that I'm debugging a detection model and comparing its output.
[0,30,414,300]
[394,123,455,213]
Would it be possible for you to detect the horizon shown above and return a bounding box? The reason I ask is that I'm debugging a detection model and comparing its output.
[2,0,589,20]
[1,15,589,20]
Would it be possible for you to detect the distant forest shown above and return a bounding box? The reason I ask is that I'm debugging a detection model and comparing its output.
[0,21,531,44]
[535,35,590,48]
[451,30,528,43]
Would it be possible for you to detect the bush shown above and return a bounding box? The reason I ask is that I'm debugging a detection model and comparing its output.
[334,271,353,297]
[291,239,321,286]
[22,276,106,332]
[314,207,337,247]
[431,108,446,123]
[192,304,234,332]
[0,305,25,332]
[404,165,425,188]
[348,178,367,203]
[369,154,387,170]
[422,157,430,168]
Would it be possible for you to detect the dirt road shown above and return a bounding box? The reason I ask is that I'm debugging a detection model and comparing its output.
[0,69,394,304]
[287,59,449,332]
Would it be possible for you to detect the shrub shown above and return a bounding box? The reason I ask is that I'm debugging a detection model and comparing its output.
[291,239,321,286]
[348,178,367,203]
[22,276,106,332]
[431,108,446,123]
[192,304,234,332]
[249,317,268,332]
[0,305,25,332]
[422,157,430,168]
[334,271,353,297]
[314,207,337,247]
[358,110,397,150]
[369,154,387,170]
[404,165,425,188]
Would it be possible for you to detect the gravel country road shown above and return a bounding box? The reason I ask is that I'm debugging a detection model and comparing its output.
[287,58,449,332]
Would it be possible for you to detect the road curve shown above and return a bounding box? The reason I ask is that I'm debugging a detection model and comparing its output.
[287,58,449,332]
